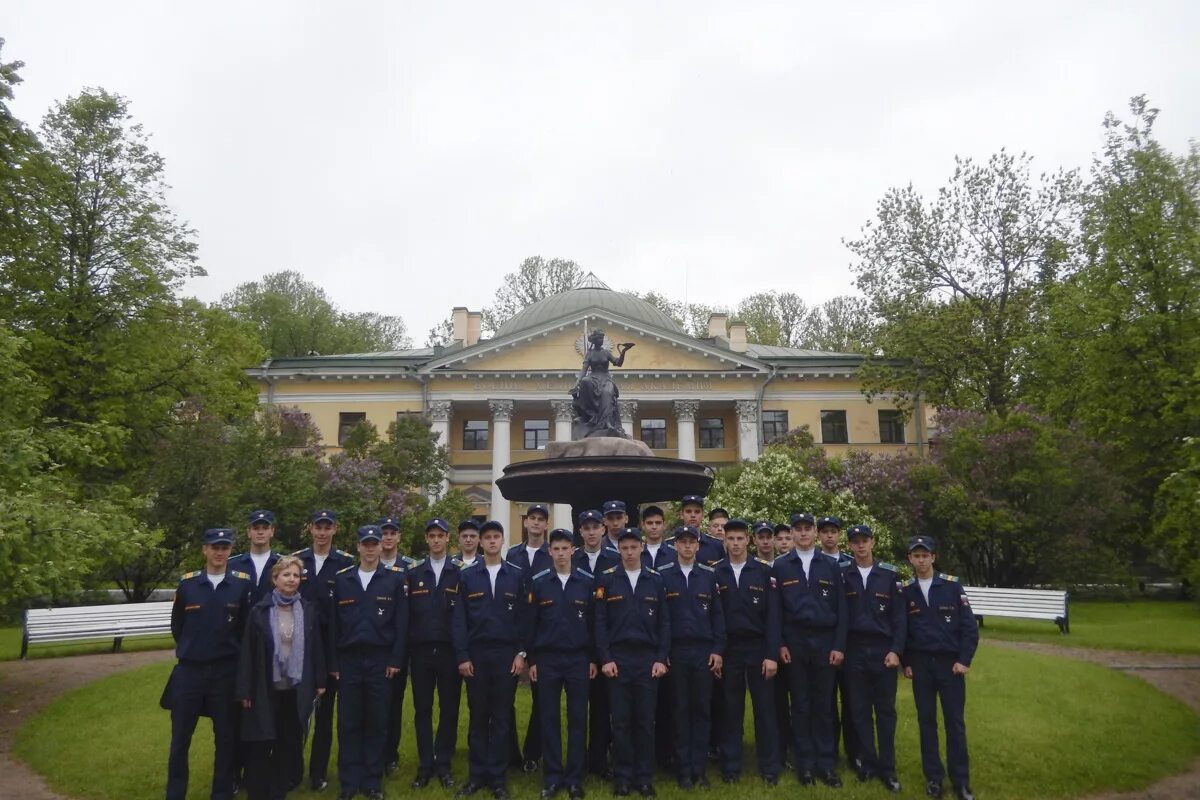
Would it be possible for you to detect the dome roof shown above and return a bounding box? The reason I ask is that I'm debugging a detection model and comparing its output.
[493,273,684,338]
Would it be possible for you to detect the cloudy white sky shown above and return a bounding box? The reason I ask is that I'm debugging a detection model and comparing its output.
[5,1,1198,342]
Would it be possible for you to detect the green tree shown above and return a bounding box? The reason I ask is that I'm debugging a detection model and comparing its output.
[733,291,808,346]
[846,151,1078,414]
[799,295,875,353]
[221,270,410,357]
[483,256,584,335]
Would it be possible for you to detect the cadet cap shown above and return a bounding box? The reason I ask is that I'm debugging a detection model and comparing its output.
[817,515,842,529]
[380,516,402,530]
[358,525,382,542]
[311,509,338,524]
[479,520,505,535]
[617,527,642,542]
[526,504,550,518]
[908,535,936,552]
[425,518,449,533]
[578,509,603,525]
[248,509,275,525]
[602,500,626,515]
[672,525,701,540]
[203,528,235,545]
[790,512,815,526]
[847,524,873,540]
[548,528,574,544]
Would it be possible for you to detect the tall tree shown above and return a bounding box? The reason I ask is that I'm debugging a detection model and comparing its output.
[222,270,410,357]
[799,295,874,353]
[846,151,1079,413]
[734,291,807,346]
[482,256,584,334]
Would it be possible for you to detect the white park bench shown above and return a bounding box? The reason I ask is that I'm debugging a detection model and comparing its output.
[963,585,1069,634]
[21,602,174,658]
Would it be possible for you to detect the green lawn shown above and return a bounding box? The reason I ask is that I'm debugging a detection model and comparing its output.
[14,643,1199,800]
[0,625,174,661]
[977,599,1200,654]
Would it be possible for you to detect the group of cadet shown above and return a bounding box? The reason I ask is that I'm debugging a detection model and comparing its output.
[164,496,980,800]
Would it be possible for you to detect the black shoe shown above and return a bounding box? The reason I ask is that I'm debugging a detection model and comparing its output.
[954,785,975,800]
[524,760,540,773]
[695,776,710,788]
[819,770,842,788]
[635,785,656,797]
[721,773,738,784]
[367,791,385,800]
[493,788,510,800]
[386,760,400,776]
[456,782,485,797]
[568,786,585,800]
[540,785,561,800]
[311,778,329,792]
[412,773,431,789]
[677,778,693,790]
[613,784,630,796]
[763,775,779,787]
[439,775,457,789]
[707,748,721,763]
[926,780,943,798]
[856,767,873,783]
[336,793,355,800]
[881,775,902,793]
[798,769,815,786]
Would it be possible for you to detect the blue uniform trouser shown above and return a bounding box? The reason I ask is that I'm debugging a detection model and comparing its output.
[308,674,337,783]
[384,656,409,767]
[668,643,714,781]
[337,647,393,794]
[466,644,518,788]
[586,670,611,775]
[774,662,792,764]
[608,644,659,786]
[721,637,780,778]
[784,631,837,773]
[535,650,590,788]
[410,643,462,777]
[909,651,969,785]
[845,640,898,775]
[833,659,860,763]
[166,658,237,800]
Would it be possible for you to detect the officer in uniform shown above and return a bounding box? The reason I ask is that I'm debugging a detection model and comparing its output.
[752,521,776,563]
[571,509,617,777]
[574,510,619,576]
[679,495,706,530]
[294,509,355,792]
[164,528,253,800]
[594,527,670,797]
[658,525,725,789]
[901,536,979,800]
[695,505,726,567]
[454,519,482,568]
[507,504,551,772]
[328,525,408,800]
[380,516,417,570]
[715,520,781,785]
[453,520,528,800]
[601,500,628,551]
[639,506,677,570]
[379,515,416,776]
[773,523,793,558]
[228,510,282,605]
[816,515,858,770]
[842,525,904,793]
[528,529,596,800]
[406,518,462,789]
[773,513,847,787]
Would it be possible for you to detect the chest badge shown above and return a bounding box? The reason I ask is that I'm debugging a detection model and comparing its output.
[879,603,886,612]
[751,597,759,604]
[227,613,234,624]
[821,588,829,597]
[378,608,385,616]
[700,602,709,612]
[578,609,585,619]
[507,602,514,611]
[943,615,952,623]
[419,581,424,587]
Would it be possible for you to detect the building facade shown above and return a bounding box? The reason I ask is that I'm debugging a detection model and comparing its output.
[252,275,926,538]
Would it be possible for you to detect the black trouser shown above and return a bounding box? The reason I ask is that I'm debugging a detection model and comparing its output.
[308,674,337,784]
[775,662,793,764]
[833,660,860,764]
[784,631,837,773]
[655,677,673,770]
[384,657,409,768]
[845,640,898,775]
[244,689,304,800]
[410,643,462,777]
[166,658,237,800]
[721,637,780,778]
[909,651,969,786]
[708,675,724,758]
[466,643,518,788]
[508,679,541,765]
[337,647,393,794]
[607,645,659,787]
[535,650,590,788]
[668,643,714,781]
[586,669,611,775]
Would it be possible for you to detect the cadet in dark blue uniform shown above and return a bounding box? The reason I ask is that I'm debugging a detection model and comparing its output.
[601,500,628,551]
[571,510,617,777]
[228,510,282,606]
[573,510,618,576]
[659,525,725,789]
[842,525,905,793]
[164,528,253,800]
[901,536,979,800]
[454,519,482,568]
[751,520,776,563]
[773,514,804,772]
[774,515,847,787]
[453,520,528,800]
[639,506,676,570]
[379,515,415,777]
[328,525,408,800]
[528,529,596,800]
[817,515,858,771]
[293,509,355,792]
[696,505,726,567]
[595,528,670,796]
[507,504,552,773]
[406,518,462,789]
[715,520,782,784]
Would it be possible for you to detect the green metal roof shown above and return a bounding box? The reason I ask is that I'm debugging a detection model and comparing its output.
[494,278,683,337]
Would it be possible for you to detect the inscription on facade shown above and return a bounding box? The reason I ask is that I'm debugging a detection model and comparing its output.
[470,378,719,393]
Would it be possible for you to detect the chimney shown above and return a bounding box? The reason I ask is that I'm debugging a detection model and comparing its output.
[728,320,748,352]
[451,307,469,344]
[707,312,729,339]
[466,311,483,346]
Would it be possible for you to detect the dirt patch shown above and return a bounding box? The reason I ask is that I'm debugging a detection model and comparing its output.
[0,649,173,800]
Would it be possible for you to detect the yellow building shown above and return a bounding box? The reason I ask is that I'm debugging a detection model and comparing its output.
[252,274,927,537]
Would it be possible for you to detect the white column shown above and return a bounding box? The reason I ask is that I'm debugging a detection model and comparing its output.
[428,400,452,498]
[736,400,761,461]
[550,400,575,530]
[489,399,514,539]
[674,399,699,461]
[618,399,638,437]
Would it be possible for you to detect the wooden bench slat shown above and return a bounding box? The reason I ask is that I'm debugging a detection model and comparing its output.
[22,602,174,657]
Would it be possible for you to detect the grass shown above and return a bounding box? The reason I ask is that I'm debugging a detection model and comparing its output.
[13,643,1199,800]
[0,625,174,662]
[977,599,1200,654]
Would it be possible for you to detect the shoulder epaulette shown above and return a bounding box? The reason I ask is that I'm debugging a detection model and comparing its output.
[902,577,916,587]
[336,549,354,558]
[387,565,404,572]
[708,558,726,568]
[506,544,523,554]
[532,568,552,582]
[755,557,771,566]
[507,561,524,571]
[180,570,202,580]
[231,570,252,581]
[658,562,677,571]
[664,536,676,545]
[291,548,310,556]
[603,565,618,574]
[336,565,356,575]
[410,558,426,568]
[400,554,416,565]
[461,559,482,570]
[644,566,659,575]
[451,557,464,567]
[938,572,959,582]
[878,562,898,573]
[697,562,715,573]
[575,567,594,579]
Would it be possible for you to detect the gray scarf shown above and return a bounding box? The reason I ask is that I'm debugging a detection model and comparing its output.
[269,589,306,686]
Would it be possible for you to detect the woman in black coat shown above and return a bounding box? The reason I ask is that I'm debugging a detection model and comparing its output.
[237,555,326,800]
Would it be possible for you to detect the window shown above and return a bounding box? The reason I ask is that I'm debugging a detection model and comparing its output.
[337,412,367,446]
[524,419,550,450]
[699,417,725,449]
[463,420,489,450]
[820,410,849,444]
[879,409,906,444]
[640,418,667,449]
[762,410,789,444]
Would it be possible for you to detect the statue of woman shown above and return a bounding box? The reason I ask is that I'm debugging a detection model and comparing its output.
[571,329,634,438]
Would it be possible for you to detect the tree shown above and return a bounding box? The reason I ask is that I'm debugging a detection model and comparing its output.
[426,316,455,347]
[629,290,726,338]
[221,270,410,357]
[846,151,1079,414]
[799,295,875,353]
[482,256,584,334]
[733,291,808,347]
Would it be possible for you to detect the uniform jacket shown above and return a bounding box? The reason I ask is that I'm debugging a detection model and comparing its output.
[227,551,282,605]
[405,556,461,646]
[714,558,781,660]
[659,561,726,653]
[451,559,528,663]
[293,547,355,606]
[382,552,417,570]
[697,535,726,567]
[526,567,595,663]
[900,572,979,666]
[772,550,847,651]
[594,565,671,666]
[573,547,619,575]
[842,560,906,654]
[824,550,853,568]
[640,541,678,570]
[506,542,552,581]
[171,569,254,662]
[328,564,408,672]
[235,595,326,741]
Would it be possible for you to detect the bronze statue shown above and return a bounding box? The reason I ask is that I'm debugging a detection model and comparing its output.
[571,329,635,438]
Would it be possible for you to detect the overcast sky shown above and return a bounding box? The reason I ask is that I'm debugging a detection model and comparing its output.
[5,1,1198,342]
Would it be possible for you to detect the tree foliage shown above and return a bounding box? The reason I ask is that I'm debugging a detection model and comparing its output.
[482,256,585,335]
